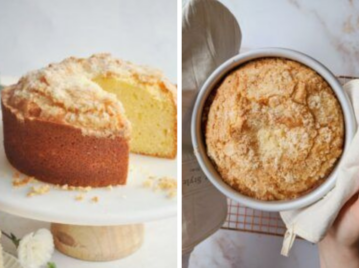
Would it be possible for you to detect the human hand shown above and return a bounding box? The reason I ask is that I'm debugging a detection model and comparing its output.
[319,194,359,268]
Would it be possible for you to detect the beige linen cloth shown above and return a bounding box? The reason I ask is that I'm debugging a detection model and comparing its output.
[281,79,359,256]
[182,0,241,266]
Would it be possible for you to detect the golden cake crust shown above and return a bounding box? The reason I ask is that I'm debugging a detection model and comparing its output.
[2,92,129,187]
[205,58,344,200]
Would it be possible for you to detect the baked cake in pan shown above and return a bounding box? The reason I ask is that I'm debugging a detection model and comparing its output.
[205,58,344,201]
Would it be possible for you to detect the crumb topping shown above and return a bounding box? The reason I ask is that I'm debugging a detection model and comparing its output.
[205,58,344,201]
[1,54,175,138]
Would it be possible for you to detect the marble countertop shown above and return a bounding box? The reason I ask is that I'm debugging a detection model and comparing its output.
[220,0,359,77]
[189,0,359,267]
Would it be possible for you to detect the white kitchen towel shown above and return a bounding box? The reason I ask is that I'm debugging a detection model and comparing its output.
[281,79,359,256]
[182,0,241,257]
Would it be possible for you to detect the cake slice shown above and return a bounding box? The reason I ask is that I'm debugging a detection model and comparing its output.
[93,73,177,158]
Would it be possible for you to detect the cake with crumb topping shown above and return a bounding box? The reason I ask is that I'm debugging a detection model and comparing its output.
[1,54,177,187]
[205,58,344,201]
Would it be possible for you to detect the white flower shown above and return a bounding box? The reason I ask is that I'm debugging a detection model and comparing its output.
[17,229,54,268]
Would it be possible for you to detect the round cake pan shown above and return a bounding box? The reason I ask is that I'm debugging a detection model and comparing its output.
[191,48,356,212]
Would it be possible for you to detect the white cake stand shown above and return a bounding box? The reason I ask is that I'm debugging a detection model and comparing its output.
[0,108,177,261]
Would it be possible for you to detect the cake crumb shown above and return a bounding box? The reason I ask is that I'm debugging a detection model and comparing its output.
[13,176,36,188]
[78,186,92,192]
[91,196,99,203]
[84,186,92,192]
[61,184,69,190]
[27,185,50,197]
[143,176,177,198]
[167,190,177,199]
[107,185,113,191]
[158,177,177,191]
[59,184,91,192]
[75,194,84,201]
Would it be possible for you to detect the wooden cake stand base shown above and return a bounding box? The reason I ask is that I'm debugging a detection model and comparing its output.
[51,223,144,261]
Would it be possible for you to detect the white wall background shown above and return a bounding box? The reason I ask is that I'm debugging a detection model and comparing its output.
[0,0,177,81]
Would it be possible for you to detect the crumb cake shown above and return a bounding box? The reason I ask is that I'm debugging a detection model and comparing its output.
[1,54,177,187]
[205,58,344,201]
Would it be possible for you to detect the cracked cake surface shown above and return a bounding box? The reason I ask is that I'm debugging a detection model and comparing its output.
[205,58,344,200]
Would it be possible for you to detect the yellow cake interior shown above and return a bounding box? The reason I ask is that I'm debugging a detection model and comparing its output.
[93,76,176,158]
